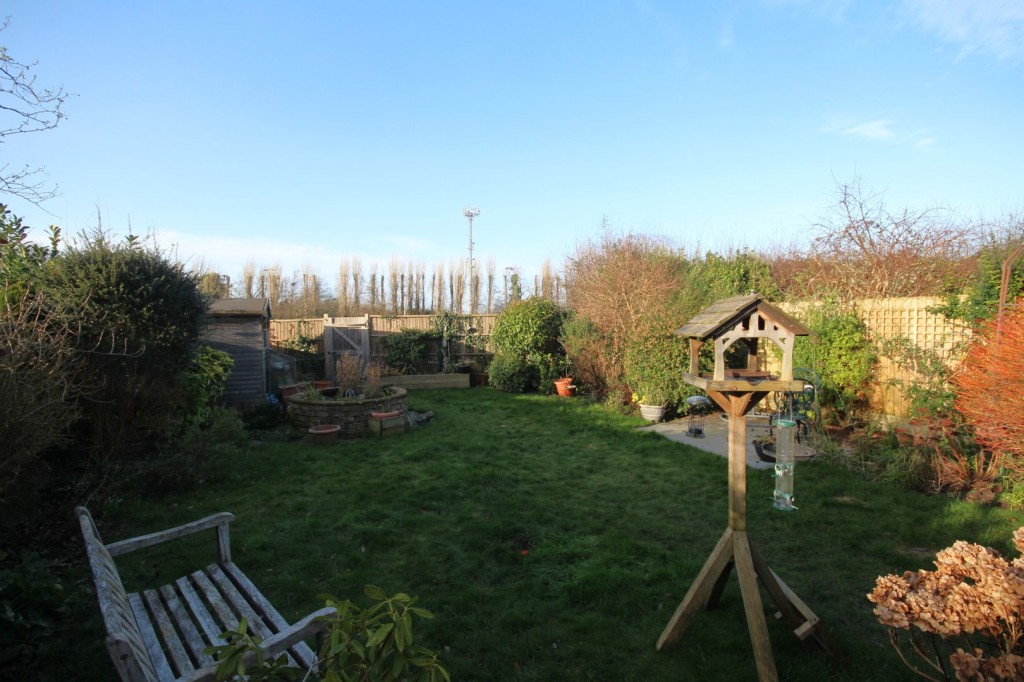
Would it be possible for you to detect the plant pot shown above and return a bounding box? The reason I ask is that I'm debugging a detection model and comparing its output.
[639,403,667,422]
[752,439,776,463]
[308,424,341,444]
[554,377,576,397]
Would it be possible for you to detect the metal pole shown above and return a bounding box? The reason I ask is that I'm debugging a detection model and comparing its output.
[463,207,480,313]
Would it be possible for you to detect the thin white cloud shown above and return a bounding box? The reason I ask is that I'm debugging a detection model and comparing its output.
[153,230,371,278]
[824,118,936,150]
[903,0,1024,60]
[841,119,896,141]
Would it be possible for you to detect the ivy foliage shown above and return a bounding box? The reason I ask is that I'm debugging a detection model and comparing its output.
[380,329,435,374]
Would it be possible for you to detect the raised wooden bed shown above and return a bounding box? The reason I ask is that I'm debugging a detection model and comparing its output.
[381,373,470,390]
[288,387,408,438]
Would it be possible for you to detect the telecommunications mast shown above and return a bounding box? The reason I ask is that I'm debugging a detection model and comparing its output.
[463,207,480,313]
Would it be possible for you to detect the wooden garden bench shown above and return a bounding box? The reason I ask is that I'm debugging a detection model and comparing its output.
[76,506,335,682]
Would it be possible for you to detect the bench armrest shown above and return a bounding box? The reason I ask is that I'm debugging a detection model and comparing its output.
[185,607,337,682]
[105,512,236,562]
[258,606,336,656]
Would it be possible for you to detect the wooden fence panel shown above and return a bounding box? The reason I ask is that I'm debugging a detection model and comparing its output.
[270,314,497,375]
[268,318,326,353]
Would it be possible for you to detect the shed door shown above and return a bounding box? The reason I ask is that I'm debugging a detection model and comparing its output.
[324,315,370,380]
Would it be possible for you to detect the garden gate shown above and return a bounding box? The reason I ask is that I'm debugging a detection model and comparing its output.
[323,315,370,381]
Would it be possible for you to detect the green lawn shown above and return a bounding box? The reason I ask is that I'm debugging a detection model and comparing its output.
[69,389,1020,681]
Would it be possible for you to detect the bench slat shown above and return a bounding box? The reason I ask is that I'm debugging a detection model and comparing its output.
[143,588,195,678]
[175,576,223,650]
[222,562,317,669]
[129,593,175,682]
[189,569,240,633]
[206,564,276,641]
[159,584,214,669]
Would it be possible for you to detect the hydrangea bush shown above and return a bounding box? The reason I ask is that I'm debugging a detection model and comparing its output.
[868,527,1024,680]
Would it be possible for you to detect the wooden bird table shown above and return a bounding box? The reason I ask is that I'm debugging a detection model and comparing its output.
[656,372,841,682]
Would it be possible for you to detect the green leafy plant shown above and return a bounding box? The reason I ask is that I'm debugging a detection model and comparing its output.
[559,313,614,399]
[37,230,208,461]
[279,321,321,378]
[489,297,566,393]
[487,352,539,394]
[792,300,876,425]
[380,329,435,374]
[0,550,69,669]
[207,586,449,682]
[878,336,962,422]
[0,204,61,299]
[181,345,234,426]
[622,328,691,406]
[430,311,483,371]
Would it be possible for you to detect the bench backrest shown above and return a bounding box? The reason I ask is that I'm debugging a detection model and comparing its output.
[76,506,159,682]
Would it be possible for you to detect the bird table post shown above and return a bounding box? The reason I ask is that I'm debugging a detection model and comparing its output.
[656,295,841,682]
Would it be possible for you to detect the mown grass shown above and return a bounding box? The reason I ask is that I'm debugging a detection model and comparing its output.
[68,389,1021,681]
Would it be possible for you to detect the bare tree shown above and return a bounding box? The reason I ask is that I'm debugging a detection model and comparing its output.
[0,21,69,206]
[300,267,321,317]
[1,291,83,493]
[450,260,466,313]
[418,263,427,312]
[566,231,681,346]
[540,259,555,300]
[336,259,351,315]
[433,262,445,312]
[368,262,378,311]
[241,260,256,298]
[351,257,363,311]
[264,264,283,308]
[388,257,400,313]
[804,179,978,300]
[486,257,496,313]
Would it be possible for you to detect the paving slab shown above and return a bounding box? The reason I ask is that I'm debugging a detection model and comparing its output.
[641,413,812,470]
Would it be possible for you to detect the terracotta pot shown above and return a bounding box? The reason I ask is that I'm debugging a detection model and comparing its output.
[308,424,341,444]
[554,377,576,397]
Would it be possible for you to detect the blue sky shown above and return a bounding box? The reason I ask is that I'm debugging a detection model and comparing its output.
[3,1,1022,285]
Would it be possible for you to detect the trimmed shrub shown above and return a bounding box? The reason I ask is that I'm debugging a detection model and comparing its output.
[622,327,693,406]
[488,352,539,393]
[38,232,208,460]
[490,298,566,393]
[379,328,435,374]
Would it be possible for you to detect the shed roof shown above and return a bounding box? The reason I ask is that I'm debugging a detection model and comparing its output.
[675,294,810,340]
[209,298,271,318]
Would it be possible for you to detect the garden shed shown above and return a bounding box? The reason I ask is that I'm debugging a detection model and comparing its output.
[206,298,272,409]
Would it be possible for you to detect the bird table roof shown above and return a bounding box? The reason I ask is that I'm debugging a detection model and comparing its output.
[674,294,811,340]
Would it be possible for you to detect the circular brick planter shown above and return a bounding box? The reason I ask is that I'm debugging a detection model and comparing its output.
[288,387,408,439]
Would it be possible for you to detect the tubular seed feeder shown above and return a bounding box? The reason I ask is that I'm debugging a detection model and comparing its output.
[657,295,840,681]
